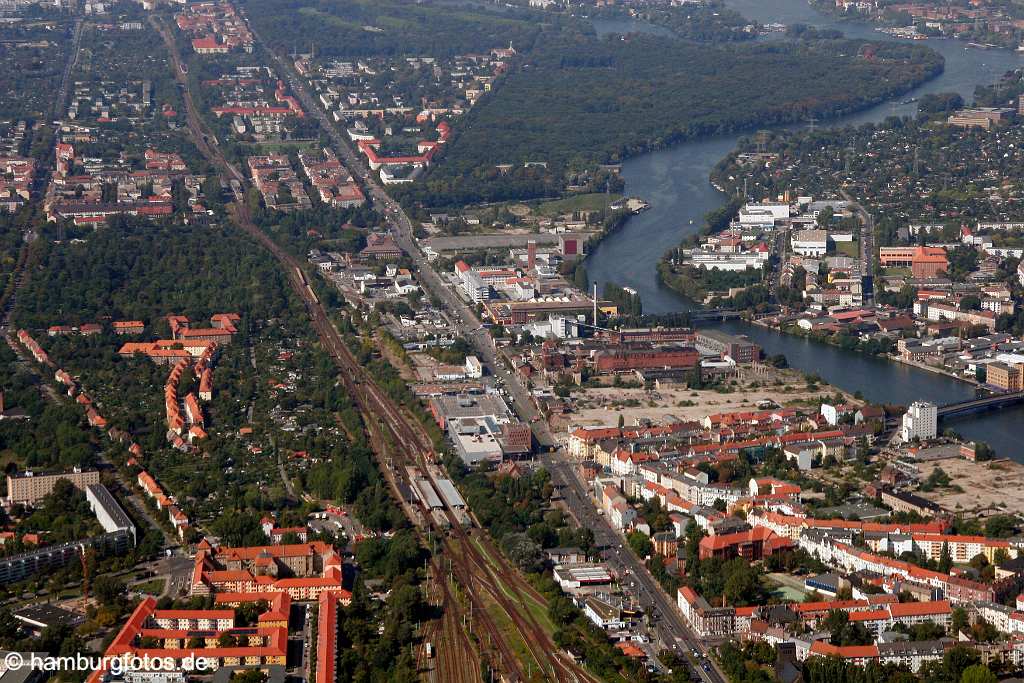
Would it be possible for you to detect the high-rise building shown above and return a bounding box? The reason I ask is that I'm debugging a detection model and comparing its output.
[901,401,937,442]
[7,468,100,506]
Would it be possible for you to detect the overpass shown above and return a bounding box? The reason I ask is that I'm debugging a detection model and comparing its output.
[937,390,1024,419]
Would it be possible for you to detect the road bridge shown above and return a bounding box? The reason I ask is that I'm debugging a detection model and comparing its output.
[937,391,1024,419]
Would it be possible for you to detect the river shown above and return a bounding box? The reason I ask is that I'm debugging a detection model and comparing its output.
[585,4,1024,458]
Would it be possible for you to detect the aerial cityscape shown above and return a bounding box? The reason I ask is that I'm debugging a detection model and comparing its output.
[5,0,1024,682]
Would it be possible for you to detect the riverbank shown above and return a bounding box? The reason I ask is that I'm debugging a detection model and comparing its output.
[746,317,981,386]
[806,0,1021,50]
[891,354,980,386]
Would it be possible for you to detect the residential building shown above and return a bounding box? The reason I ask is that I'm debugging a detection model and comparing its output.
[190,542,349,601]
[901,401,937,442]
[7,469,100,506]
[946,107,1014,130]
[698,526,793,561]
[880,489,942,518]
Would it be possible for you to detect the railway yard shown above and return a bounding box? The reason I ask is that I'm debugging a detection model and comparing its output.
[155,15,601,681]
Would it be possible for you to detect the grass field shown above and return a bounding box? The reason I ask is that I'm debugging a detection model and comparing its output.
[881,266,912,277]
[534,192,621,217]
[134,578,166,596]
[834,239,860,258]
[240,140,317,154]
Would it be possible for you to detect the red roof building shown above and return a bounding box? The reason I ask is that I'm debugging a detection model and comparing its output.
[698,526,794,561]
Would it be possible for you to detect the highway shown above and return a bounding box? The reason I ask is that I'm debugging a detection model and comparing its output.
[241,15,726,680]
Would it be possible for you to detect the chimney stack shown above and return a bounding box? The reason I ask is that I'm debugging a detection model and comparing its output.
[527,240,536,271]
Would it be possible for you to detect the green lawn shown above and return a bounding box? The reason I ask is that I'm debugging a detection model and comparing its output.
[134,578,166,596]
[535,193,621,217]
[834,239,860,258]
[881,266,912,277]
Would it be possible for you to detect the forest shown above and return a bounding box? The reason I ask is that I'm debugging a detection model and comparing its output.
[401,33,944,206]
[13,217,295,328]
[243,0,554,58]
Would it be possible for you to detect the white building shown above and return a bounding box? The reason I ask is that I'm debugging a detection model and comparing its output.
[820,403,844,426]
[524,314,580,340]
[680,249,767,272]
[583,596,626,630]
[901,401,937,442]
[791,229,828,257]
[783,445,814,471]
[461,271,490,303]
[739,202,791,224]
[464,356,483,379]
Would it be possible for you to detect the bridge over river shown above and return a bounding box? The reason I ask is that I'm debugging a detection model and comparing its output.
[938,391,1024,419]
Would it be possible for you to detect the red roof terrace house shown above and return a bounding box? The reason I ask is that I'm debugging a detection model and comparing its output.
[191,541,350,602]
[86,596,295,681]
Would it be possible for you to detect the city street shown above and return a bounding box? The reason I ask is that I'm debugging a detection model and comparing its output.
[245,20,727,679]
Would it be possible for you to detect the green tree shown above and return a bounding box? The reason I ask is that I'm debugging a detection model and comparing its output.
[960,663,997,683]
[985,514,1016,538]
[627,531,653,558]
[943,646,981,682]
[952,607,969,635]
[938,542,952,573]
[502,532,542,572]
[92,575,126,607]
[959,295,981,311]
[231,671,268,683]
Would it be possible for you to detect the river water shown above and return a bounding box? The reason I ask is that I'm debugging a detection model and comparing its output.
[585,4,1024,457]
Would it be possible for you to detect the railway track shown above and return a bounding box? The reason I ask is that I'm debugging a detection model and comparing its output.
[156,17,601,682]
[418,565,478,683]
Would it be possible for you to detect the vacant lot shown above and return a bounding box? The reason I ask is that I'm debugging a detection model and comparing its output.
[916,457,1024,517]
[552,366,850,433]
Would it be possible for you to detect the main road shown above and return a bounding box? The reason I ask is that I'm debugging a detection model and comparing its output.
[242,15,725,680]
[165,15,602,682]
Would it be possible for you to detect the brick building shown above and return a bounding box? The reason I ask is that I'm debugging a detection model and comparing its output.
[878,246,949,278]
[592,345,699,373]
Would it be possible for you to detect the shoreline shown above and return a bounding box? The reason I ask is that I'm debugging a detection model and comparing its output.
[746,316,982,389]
[890,354,979,386]
[805,0,1019,50]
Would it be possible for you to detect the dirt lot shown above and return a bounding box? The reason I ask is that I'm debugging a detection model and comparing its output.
[916,457,1024,517]
[551,367,851,432]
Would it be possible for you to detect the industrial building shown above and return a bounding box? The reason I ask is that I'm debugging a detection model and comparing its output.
[694,329,762,364]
